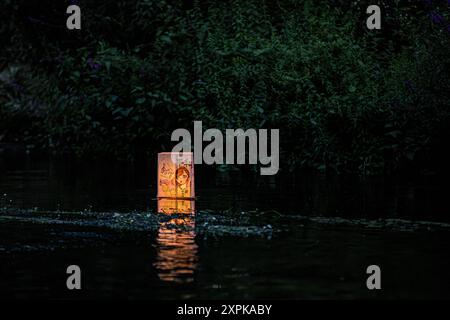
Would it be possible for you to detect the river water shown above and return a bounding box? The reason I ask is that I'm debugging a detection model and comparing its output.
[1,156,450,299]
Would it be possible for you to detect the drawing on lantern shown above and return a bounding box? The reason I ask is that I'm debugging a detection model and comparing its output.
[157,152,195,199]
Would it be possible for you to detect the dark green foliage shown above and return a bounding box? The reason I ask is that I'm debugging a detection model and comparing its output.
[1,0,449,173]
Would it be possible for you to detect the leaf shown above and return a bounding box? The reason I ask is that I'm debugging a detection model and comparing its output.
[386,130,401,138]
[161,35,172,44]
[122,108,132,117]
[136,97,146,104]
[105,61,111,73]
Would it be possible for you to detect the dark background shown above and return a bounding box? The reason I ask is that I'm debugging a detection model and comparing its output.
[1,0,450,176]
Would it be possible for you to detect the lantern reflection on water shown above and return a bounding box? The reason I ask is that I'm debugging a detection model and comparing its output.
[157,152,195,199]
[154,216,198,283]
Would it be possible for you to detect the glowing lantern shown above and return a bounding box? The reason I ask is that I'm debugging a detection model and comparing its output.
[157,198,195,214]
[157,152,195,199]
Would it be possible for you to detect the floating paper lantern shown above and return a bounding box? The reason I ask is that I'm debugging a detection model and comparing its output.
[157,152,195,199]
[157,198,195,214]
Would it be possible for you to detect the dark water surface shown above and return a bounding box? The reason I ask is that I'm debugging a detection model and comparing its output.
[1,157,450,299]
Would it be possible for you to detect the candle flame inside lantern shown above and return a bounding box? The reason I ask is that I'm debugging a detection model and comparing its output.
[157,152,195,200]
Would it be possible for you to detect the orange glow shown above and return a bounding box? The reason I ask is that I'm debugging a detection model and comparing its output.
[154,216,197,283]
[157,152,195,199]
[157,198,195,214]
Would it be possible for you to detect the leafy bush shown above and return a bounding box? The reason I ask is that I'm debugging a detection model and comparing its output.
[1,0,449,173]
